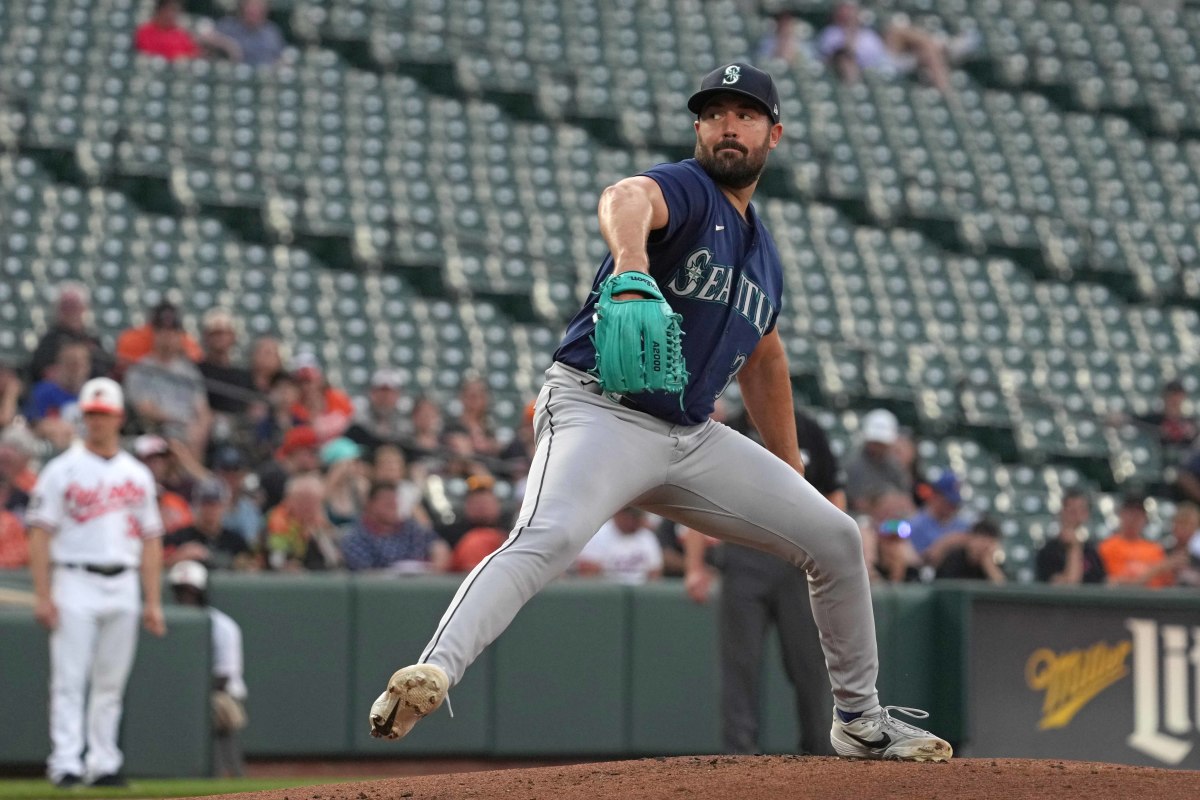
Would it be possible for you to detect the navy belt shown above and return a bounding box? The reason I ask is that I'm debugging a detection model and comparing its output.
[56,563,129,577]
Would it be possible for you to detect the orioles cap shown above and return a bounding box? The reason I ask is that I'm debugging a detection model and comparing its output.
[688,62,781,124]
[79,377,124,415]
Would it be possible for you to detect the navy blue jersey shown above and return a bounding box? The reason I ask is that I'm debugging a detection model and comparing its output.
[555,159,784,426]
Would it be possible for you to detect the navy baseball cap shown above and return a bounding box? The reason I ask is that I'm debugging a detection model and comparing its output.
[688,63,781,124]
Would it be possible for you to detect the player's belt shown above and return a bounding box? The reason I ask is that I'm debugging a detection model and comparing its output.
[55,563,129,577]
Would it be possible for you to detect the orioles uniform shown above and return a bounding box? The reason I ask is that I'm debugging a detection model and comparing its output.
[29,383,163,785]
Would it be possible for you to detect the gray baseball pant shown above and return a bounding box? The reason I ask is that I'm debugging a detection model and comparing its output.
[419,362,880,713]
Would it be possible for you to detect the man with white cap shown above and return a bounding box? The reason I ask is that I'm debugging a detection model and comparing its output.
[843,409,912,512]
[27,378,166,788]
[168,559,248,777]
[347,366,410,449]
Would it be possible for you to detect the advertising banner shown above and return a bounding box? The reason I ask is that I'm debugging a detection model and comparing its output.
[968,598,1200,768]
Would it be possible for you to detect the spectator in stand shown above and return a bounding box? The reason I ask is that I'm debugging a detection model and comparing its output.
[860,490,921,583]
[499,400,537,502]
[0,439,37,497]
[290,352,352,443]
[0,504,27,568]
[757,11,809,66]
[575,507,663,585]
[197,309,256,441]
[1036,489,1105,585]
[24,342,90,452]
[347,368,409,451]
[215,0,286,67]
[908,469,971,558]
[404,395,444,463]
[438,474,507,549]
[843,409,911,512]
[818,2,975,93]
[211,446,262,548]
[0,362,22,432]
[263,474,341,570]
[248,336,285,397]
[135,435,194,535]
[115,301,203,373]
[163,479,252,570]
[370,444,430,527]
[1139,380,1198,470]
[341,482,450,573]
[321,437,369,527]
[27,283,112,383]
[932,518,1006,583]
[1179,446,1200,505]
[448,376,501,458]
[253,371,301,458]
[123,303,212,458]
[1099,492,1170,588]
[1166,502,1200,587]
[134,0,239,62]
[257,425,320,513]
[891,428,927,509]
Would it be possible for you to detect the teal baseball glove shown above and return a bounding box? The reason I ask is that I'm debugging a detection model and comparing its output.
[590,272,689,396]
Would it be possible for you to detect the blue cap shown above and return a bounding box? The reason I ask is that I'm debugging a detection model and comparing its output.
[929,471,962,506]
[688,63,781,124]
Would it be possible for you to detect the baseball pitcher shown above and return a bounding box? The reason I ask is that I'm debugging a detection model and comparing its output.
[370,63,951,761]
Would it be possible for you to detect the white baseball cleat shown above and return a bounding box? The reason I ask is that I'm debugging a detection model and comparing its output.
[369,663,448,740]
[830,705,953,762]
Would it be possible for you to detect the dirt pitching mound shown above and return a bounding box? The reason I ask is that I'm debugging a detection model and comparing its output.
[192,755,1200,800]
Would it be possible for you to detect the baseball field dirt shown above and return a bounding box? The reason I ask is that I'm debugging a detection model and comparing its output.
[191,755,1200,800]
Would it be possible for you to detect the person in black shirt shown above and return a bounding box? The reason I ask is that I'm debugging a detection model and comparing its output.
[684,407,841,756]
[197,308,258,420]
[164,479,252,570]
[934,518,1006,583]
[1036,488,1106,585]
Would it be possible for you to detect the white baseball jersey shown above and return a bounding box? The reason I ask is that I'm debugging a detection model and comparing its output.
[28,442,164,567]
[576,519,664,585]
[209,607,248,701]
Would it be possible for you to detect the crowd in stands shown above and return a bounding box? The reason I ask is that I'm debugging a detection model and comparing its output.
[756,2,980,94]
[135,0,287,67]
[0,281,1198,590]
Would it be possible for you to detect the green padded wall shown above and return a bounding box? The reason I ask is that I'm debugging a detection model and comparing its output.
[123,606,212,777]
[351,576,492,755]
[207,573,353,756]
[0,606,211,777]
[491,581,629,756]
[0,608,54,764]
[627,581,721,754]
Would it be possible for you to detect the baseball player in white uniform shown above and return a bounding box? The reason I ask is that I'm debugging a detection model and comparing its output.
[168,560,249,778]
[28,377,166,789]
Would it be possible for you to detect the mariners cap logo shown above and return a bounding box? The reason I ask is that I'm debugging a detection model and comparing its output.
[722,65,741,85]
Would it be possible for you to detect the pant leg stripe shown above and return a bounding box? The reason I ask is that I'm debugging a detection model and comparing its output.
[420,386,556,663]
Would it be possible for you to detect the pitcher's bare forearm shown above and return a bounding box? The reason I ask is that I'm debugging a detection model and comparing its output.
[738,330,803,476]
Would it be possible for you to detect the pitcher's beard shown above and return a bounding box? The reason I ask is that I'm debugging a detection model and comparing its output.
[695,140,768,189]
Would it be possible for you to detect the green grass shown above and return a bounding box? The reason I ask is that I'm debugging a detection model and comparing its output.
[0,776,354,800]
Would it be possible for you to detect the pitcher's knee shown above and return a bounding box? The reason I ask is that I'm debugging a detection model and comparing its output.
[814,513,867,572]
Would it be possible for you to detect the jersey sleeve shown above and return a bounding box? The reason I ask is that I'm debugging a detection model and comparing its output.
[27,461,64,533]
[136,466,165,539]
[640,162,710,266]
